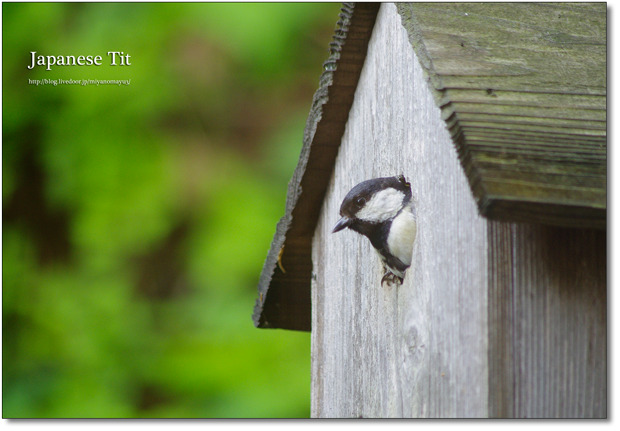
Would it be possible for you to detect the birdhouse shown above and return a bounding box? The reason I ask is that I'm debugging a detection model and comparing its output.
[253,3,606,418]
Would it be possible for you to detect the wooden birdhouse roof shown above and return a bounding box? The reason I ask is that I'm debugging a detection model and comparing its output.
[253,2,606,331]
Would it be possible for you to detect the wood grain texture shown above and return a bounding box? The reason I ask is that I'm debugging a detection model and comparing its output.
[312,4,489,417]
[253,3,380,330]
[396,2,606,229]
[311,3,606,418]
[488,222,607,418]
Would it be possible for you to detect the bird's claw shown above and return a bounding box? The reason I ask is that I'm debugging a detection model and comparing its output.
[381,271,403,286]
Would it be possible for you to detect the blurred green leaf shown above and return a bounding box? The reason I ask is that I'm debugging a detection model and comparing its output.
[2,2,340,418]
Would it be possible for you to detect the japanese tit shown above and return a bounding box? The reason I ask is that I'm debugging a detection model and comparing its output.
[332,175,416,285]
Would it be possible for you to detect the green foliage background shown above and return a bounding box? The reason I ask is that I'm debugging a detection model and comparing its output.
[2,2,341,418]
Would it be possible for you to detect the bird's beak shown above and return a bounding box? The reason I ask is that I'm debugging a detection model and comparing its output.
[332,216,351,233]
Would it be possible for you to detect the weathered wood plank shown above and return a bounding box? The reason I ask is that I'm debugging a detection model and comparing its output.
[445,103,606,122]
[441,89,606,110]
[488,223,607,418]
[312,4,489,417]
[253,3,380,330]
[311,3,606,418]
[407,3,606,93]
[396,2,607,229]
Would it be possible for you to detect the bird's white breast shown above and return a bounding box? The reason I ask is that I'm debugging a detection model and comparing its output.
[386,205,416,267]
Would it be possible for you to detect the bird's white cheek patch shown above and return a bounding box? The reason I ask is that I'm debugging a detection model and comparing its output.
[356,188,405,223]
[387,207,416,267]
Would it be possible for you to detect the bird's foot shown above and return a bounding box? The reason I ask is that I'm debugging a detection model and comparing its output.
[381,271,403,286]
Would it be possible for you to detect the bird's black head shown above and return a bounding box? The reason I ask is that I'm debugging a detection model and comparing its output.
[332,175,411,235]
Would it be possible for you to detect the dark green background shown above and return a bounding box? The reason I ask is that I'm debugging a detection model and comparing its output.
[2,2,341,418]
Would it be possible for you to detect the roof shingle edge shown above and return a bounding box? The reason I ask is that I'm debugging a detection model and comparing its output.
[253,3,380,331]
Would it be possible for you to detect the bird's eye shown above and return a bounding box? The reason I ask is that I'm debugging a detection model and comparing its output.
[356,197,366,207]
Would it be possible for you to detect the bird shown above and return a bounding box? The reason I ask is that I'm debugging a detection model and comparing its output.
[332,175,417,286]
